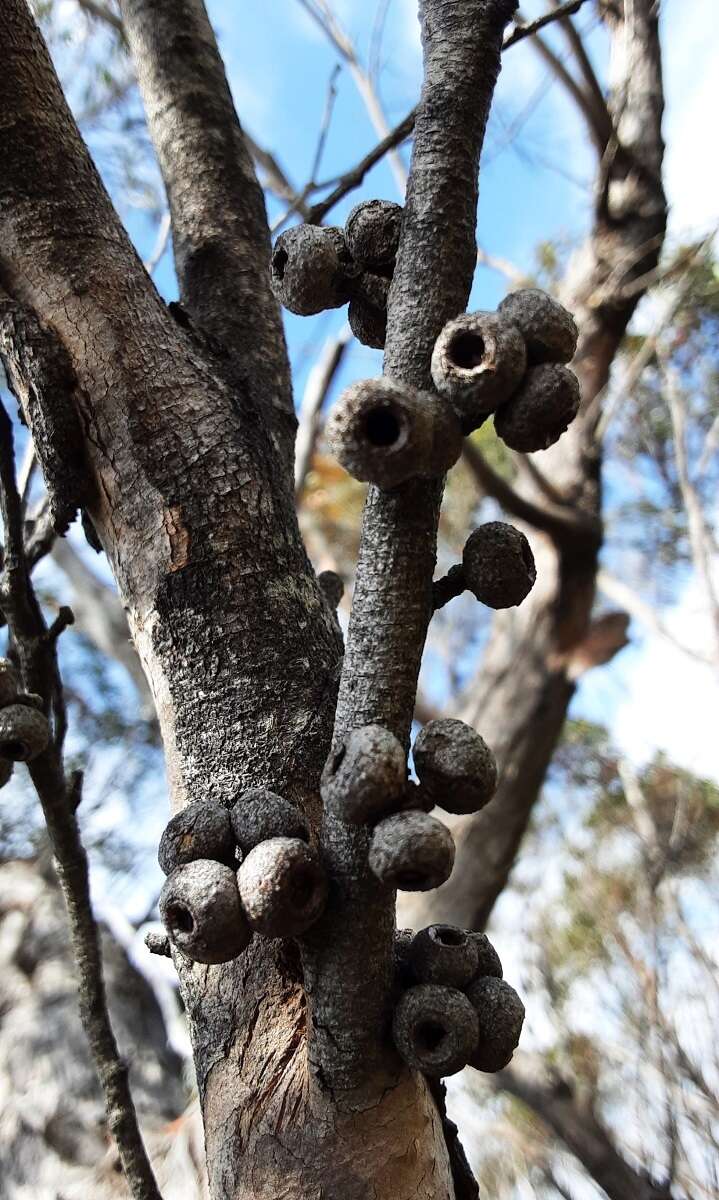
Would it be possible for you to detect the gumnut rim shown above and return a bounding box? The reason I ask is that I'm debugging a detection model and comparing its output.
[393,983,479,1078]
[431,311,527,427]
[408,924,480,989]
[159,859,252,965]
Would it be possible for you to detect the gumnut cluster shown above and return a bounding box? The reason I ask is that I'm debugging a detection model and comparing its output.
[271,198,402,349]
[392,923,524,1078]
[158,788,327,964]
[322,716,497,892]
[0,657,50,787]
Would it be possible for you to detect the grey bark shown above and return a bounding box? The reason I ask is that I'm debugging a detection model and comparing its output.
[0,1,519,1196]
[405,0,667,935]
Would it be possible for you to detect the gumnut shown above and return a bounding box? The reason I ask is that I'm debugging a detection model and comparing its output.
[159,859,251,965]
[237,837,327,937]
[393,983,479,1077]
[462,521,536,609]
[498,287,578,364]
[494,363,581,453]
[465,976,525,1072]
[413,718,497,815]
[0,659,19,707]
[409,924,479,989]
[345,199,402,271]
[158,799,237,876]
[318,569,344,610]
[271,224,356,315]
[431,311,527,430]
[368,810,455,891]
[469,931,503,980]
[230,787,309,856]
[348,273,390,349]
[326,378,462,490]
[0,704,50,762]
[321,724,406,825]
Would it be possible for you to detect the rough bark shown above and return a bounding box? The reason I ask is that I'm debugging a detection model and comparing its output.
[0,1,517,1196]
[404,0,667,934]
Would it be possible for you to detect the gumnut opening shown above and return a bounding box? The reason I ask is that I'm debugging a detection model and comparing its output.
[431,311,527,430]
[230,788,309,856]
[498,287,578,364]
[326,378,462,490]
[368,810,455,891]
[159,859,251,965]
[462,521,536,610]
[466,976,525,1072]
[321,724,406,825]
[0,659,19,707]
[393,984,479,1077]
[409,924,480,989]
[158,799,237,876]
[345,199,402,272]
[271,224,356,316]
[237,837,327,938]
[494,363,581,453]
[413,718,497,815]
[0,704,50,762]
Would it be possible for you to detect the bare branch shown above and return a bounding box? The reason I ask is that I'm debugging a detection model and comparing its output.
[295,326,352,496]
[548,0,612,137]
[520,14,611,154]
[463,440,601,547]
[119,0,296,467]
[598,570,714,668]
[0,400,163,1200]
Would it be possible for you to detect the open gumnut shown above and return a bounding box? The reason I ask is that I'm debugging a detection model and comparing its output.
[159,859,251,965]
[393,983,479,1077]
[498,287,578,365]
[494,362,581,453]
[321,724,406,825]
[158,799,237,876]
[465,976,525,1073]
[230,787,309,856]
[409,924,480,989]
[462,521,536,610]
[369,810,455,891]
[237,837,327,938]
[271,224,356,315]
[413,717,497,815]
[326,378,462,490]
[431,311,527,430]
[0,703,50,762]
[345,199,402,272]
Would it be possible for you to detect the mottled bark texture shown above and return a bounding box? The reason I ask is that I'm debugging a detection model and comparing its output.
[0,1,517,1197]
[404,0,667,938]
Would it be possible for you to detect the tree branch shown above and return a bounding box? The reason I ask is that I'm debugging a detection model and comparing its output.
[462,440,601,547]
[548,0,613,139]
[301,0,520,1102]
[118,0,296,468]
[0,400,163,1200]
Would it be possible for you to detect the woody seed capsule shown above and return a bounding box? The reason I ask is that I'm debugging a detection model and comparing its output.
[431,311,527,430]
[159,859,251,965]
[326,378,462,490]
[409,924,479,989]
[237,837,327,938]
[393,984,479,1077]
[230,787,309,856]
[271,225,356,315]
[158,799,237,876]
[413,718,497,815]
[466,976,525,1073]
[369,810,455,892]
[498,287,578,364]
[348,273,390,350]
[462,521,536,610]
[469,931,503,980]
[321,724,406,825]
[494,362,581,453]
[0,704,50,762]
[345,199,402,271]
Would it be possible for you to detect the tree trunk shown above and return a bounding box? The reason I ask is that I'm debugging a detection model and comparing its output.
[0,1,519,1195]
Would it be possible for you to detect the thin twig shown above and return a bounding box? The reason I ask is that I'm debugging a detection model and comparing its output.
[295,325,352,496]
[305,0,592,225]
[143,211,171,276]
[0,398,163,1200]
